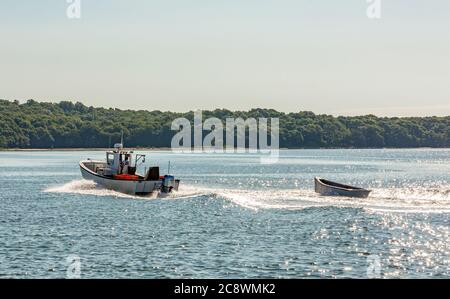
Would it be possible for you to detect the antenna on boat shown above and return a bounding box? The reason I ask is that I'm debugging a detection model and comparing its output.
[168,161,171,175]
[114,131,124,151]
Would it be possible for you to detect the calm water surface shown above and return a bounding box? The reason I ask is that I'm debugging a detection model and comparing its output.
[1,149,450,278]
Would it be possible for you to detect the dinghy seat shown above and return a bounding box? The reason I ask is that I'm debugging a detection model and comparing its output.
[145,167,160,181]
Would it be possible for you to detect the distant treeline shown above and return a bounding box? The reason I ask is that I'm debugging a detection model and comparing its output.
[0,99,449,149]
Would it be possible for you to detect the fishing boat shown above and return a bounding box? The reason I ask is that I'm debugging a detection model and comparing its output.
[314,177,371,198]
[79,142,180,196]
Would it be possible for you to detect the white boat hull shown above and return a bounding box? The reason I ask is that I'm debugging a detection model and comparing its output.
[79,160,162,195]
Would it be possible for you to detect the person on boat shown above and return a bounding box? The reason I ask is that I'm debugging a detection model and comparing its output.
[122,155,130,174]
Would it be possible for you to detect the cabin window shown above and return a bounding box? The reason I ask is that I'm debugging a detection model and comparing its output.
[107,153,114,165]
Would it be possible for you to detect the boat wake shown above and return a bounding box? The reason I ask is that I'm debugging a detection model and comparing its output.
[181,184,450,214]
[44,180,450,213]
[44,180,206,200]
[44,180,151,199]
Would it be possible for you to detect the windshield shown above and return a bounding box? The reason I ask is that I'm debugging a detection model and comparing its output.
[107,153,114,165]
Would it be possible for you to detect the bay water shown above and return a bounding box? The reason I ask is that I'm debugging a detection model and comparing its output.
[1,149,450,278]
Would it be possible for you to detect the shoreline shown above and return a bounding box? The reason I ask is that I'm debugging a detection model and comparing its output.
[1,147,449,152]
[0,148,173,152]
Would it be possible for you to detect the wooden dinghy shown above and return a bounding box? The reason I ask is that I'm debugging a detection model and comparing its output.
[314,177,371,198]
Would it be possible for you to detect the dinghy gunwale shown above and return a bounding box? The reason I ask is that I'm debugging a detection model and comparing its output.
[315,177,367,191]
[314,177,372,198]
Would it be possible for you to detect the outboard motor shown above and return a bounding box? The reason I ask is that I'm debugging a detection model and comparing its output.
[161,175,176,193]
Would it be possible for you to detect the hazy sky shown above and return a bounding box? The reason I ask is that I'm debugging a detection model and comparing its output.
[1,0,449,116]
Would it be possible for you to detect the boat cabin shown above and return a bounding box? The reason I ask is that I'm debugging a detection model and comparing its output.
[103,143,145,177]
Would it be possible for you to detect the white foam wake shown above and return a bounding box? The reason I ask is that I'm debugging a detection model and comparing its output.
[44,180,450,214]
[44,180,213,200]
[44,180,147,199]
[182,185,450,214]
